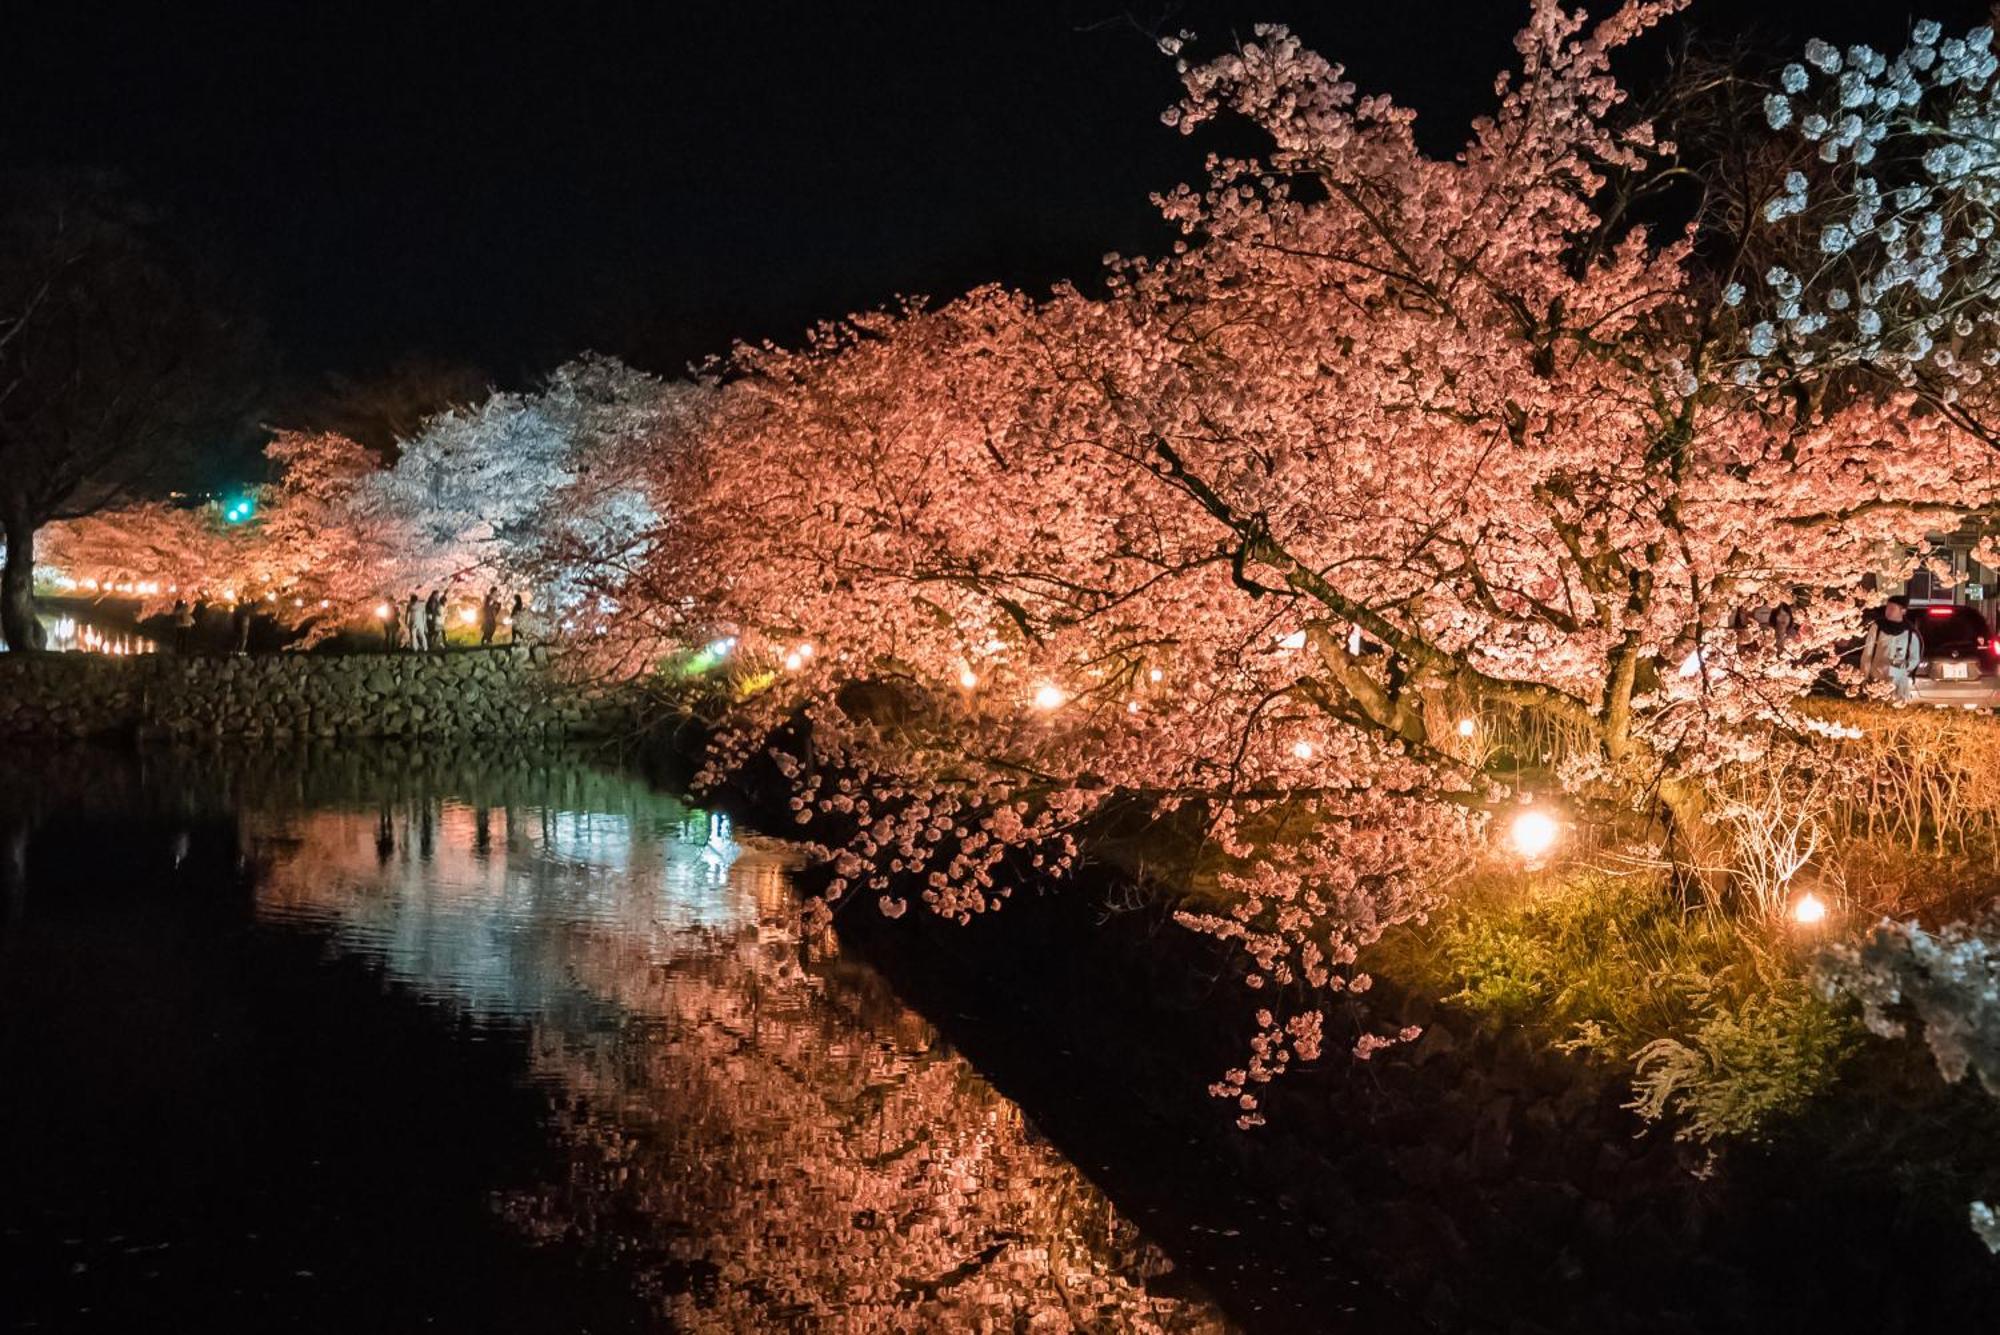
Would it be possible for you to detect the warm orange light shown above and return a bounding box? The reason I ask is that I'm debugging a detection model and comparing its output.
[1032,683,1066,711]
[1457,717,1477,738]
[958,668,978,690]
[1291,740,1315,760]
[1509,809,1560,861]
[1793,893,1828,926]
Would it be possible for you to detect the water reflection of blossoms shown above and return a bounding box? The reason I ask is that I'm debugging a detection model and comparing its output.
[244,789,1219,1331]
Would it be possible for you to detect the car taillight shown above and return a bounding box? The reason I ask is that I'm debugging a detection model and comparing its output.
[1928,606,1957,616]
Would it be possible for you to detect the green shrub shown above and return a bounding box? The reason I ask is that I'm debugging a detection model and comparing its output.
[1440,915,1555,1017]
[1628,973,1858,1144]
[1398,867,1861,1144]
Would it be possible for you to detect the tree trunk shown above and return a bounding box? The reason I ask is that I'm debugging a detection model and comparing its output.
[1658,775,1733,910]
[0,513,46,652]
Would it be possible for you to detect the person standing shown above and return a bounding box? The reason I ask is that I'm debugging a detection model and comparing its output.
[230,601,253,656]
[425,589,445,651]
[480,586,501,647]
[406,592,426,652]
[1859,594,1922,702]
[383,598,401,651]
[507,593,525,646]
[171,598,194,653]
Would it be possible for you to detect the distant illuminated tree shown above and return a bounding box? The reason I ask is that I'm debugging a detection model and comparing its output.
[43,430,395,622]
[39,500,274,605]
[372,353,708,614]
[43,358,708,637]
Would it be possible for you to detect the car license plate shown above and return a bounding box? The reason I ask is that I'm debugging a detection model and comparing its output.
[1939,661,1972,680]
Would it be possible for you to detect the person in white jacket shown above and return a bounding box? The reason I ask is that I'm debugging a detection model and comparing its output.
[1859,595,1921,701]
[405,592,427,652]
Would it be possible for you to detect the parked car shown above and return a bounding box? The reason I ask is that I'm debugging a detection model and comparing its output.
[1908,603,2000,707]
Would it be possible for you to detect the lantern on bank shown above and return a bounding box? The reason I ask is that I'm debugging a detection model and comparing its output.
[1508,807,1561,864]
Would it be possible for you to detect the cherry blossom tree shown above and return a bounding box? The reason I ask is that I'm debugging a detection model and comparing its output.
[43,355,707,639]
[41,429,403,627]
[1736,20,2000,440]
[38,498,281,606]
[363,352,705,619]
[605,2,2000,1123]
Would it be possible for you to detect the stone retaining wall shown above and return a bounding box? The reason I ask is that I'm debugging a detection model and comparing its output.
[0,648,629,741]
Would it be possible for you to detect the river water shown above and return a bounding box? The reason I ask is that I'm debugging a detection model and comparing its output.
[0,745,1225,1332]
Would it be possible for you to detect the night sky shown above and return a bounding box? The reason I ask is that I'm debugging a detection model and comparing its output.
[3,0,1991,390]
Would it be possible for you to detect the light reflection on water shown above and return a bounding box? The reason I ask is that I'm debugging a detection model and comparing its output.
[236,766,1221,1331]
[0,611,157,654]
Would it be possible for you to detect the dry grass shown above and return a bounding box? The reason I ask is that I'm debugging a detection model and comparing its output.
[1801,699,2000,852]
[1777,699,2000,920]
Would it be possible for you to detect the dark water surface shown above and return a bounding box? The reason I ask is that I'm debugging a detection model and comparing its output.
[0,746,1225,1332]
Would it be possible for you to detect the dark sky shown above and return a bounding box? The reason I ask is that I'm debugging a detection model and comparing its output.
[3,0,1990,387]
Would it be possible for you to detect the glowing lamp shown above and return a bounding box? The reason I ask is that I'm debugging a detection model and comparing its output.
[460,607,478,625]
[958,668,979,690]
[374,603,390,619]
[1127,699,1140,714]
[1457,717,1477,738]
[1509,808,1561,862]
[798,643,814,659]
[1792,892,1828,927]
[1292,740,1315,760]
[783,651,804,671]
[1032,683,1066,711]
